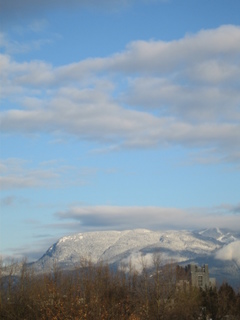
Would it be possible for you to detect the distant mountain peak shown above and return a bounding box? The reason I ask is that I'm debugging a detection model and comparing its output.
[197,228,238,244]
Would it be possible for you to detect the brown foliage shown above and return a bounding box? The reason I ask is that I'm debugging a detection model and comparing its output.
[0,257,239,320]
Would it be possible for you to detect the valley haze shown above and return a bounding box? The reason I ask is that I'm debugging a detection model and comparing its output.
[0,0,239,267]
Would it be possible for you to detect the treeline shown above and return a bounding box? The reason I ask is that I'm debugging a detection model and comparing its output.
[0,257,240,320]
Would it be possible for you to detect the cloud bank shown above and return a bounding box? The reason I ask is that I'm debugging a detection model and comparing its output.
[56,205,240,232]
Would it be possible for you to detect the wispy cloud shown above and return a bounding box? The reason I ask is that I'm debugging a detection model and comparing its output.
[1,236,60,262]
[28,19,49,33]
[0,158,94,190]
[0,0,162,25]
[0,159,59,190]
[0,0,166,19]
[0,31,53,55]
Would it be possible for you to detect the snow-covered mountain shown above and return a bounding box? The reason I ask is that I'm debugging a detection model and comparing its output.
[32,228,240,287]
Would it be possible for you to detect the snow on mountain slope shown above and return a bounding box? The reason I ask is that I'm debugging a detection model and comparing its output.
[33,228,240,273]
[151,230,220,253]
[34,230,127,271]
[198,227,224,239]
[197,228,239,244]
[100,229,161,262]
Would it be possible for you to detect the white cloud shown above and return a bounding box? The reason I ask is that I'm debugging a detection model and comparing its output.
[105,25,240,75]
[120,252,155,273]
[123,77,240,122]
[186,60,240,85]
[55,205,240,232]
[1,86,239,154]
[215,241,240,266]
[1,25,240,165]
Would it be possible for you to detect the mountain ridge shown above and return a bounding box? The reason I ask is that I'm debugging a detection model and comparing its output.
[31,228,240,288]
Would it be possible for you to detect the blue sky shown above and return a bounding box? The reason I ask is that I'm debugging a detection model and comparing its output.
[0,0,240,262]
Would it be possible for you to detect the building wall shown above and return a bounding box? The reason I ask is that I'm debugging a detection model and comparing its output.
[177,264,216,290]
[188,264,210,289]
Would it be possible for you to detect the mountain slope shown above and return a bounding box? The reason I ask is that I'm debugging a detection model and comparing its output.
[32,228,240,287]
